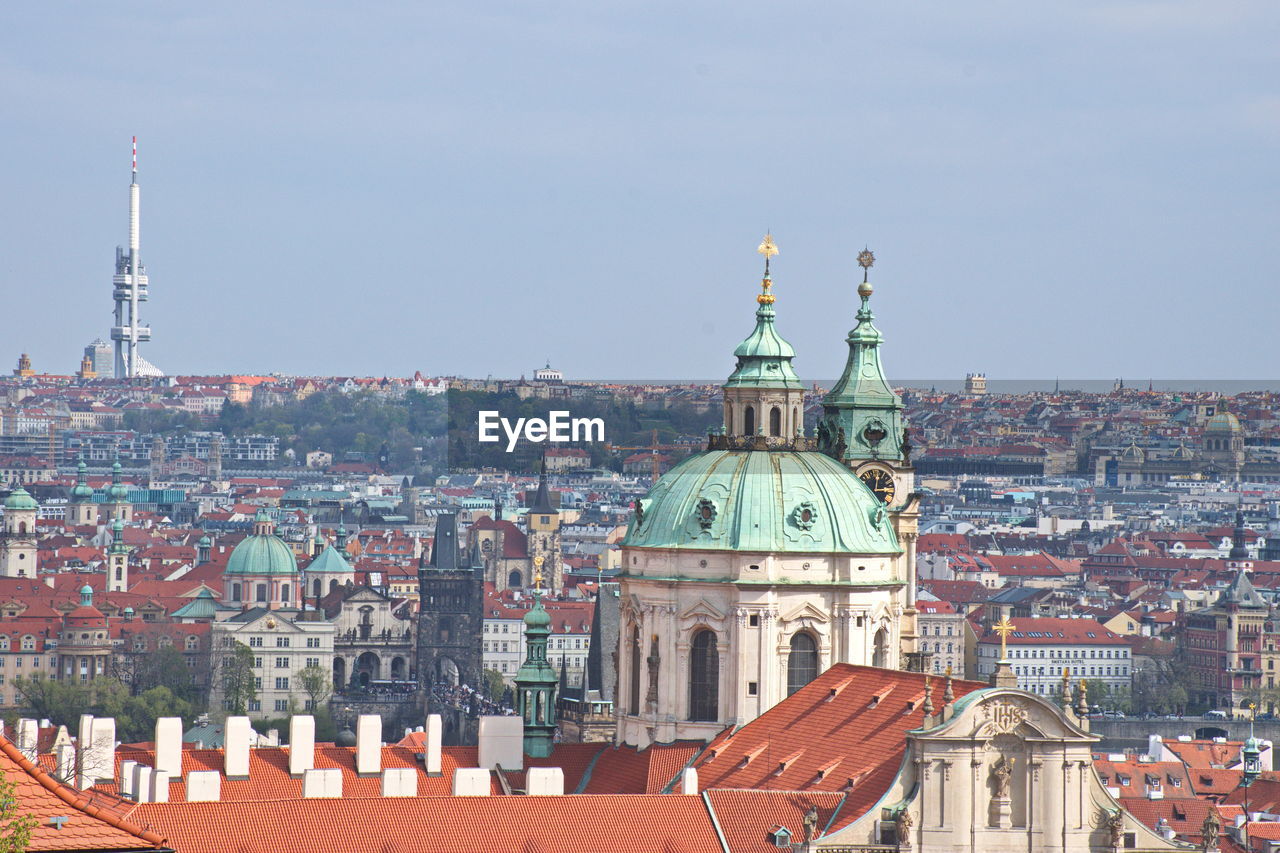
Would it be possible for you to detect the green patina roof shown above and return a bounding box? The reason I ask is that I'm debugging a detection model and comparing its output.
[724,278,802,391]
[3,485,38,511]
[225,532,298,576]
[819,279,907,463]
[106,461,130,502]
[623,449,900,554]
[306,544,351,574]
[70,460,93,503]
[172,589,221,619]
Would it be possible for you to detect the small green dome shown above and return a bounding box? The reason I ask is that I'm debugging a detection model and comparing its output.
[80,584,93,595]
[225,532,298,576]
[198,535,212,547]
[70,460,94,502]
[3,485,38,511]
[524,599,551,631]
[724,299,802,390]
[625,449,900,554]
[106,461,130,502]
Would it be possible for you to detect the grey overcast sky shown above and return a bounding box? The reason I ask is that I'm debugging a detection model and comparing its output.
[2,1,1277,381]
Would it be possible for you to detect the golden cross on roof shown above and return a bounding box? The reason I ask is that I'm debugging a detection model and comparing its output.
[532,554,545,590]
[993,616,1015,661]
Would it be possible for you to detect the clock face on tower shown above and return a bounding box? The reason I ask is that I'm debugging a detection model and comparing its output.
[859,468,896,505]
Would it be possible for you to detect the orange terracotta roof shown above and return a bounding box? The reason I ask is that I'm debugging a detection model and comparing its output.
[0,733,166,851]
[705,789,846,853]
[694,664,986,830]
[129,794,720,853]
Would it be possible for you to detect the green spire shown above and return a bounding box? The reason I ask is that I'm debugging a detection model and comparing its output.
[819,249,907,464]
[70,457,94,503]
[110,518,129,555]
[724,234,802,391]
[514,571,558,758]
[106,457,130,502]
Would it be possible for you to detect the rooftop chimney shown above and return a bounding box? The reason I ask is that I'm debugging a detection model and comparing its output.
[424,714,442,776]
[154,717,183,778]
[478,716,523,772]
[186,770,221,803]
[289,715,315,776]
[119,760,137,798]
[133,765,153,803]
[149,770,170,803]
[55,743,75,782]
[78,716,116,789]
[681,767,698,795]
[526,767,564,795]
[452,768,491,796]
[381,767,418,797]
[224,716,251,779]
[356,715,381,776]
[302,767,343,798]
[16,719,38,759]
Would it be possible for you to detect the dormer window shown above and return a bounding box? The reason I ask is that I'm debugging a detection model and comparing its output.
[768,827,793,849]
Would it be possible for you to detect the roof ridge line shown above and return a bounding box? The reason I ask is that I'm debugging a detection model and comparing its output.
[0,732,167,847]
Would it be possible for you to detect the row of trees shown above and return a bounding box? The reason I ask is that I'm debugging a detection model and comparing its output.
[12,675,195,744]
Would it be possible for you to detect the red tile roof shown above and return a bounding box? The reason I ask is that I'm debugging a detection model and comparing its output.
[0,733,166,851]
[129,794,720,853]
[976,617,1125,647]
[705,789,847,853]
[694,664,986,830]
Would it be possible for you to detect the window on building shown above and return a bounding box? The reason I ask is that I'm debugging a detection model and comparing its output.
[274,699,288,712]
[248,700,261,712]
[688,629,719,722]
[276,657,288,668]
[277,637,290,648]
[249,637,263,647]
[276,677,289,690]
[787,633,818,696]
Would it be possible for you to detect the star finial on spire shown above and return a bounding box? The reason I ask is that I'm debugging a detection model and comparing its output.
[857,247,875,277]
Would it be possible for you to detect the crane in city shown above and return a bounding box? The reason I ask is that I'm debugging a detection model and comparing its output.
[606,429,686,482]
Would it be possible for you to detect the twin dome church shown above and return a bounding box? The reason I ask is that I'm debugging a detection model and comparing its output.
[616,239,923,747]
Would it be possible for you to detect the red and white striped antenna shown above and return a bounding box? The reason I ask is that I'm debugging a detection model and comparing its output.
[131,136,137,175]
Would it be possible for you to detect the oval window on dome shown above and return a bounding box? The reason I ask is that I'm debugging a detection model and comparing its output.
[694,499,718,530]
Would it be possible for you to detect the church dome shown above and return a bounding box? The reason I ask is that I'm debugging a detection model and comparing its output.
[225,531,298,576]
[1206,411,1242,433]
[70,460,94,502]
[625,449,900,554]
[3,485,38,511]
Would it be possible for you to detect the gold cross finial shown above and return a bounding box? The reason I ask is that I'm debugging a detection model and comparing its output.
[993,616,1015,661]
[533,554,545,590]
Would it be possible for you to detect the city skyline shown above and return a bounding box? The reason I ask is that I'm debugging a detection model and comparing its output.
[3,2,1277,380]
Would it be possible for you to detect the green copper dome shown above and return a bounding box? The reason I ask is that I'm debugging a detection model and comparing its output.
[724,277,802,391]
[3,485,38,511]
[225,532,298,576]
[106,461,130,502]
[70,460,94,503]
[624,449,900,554]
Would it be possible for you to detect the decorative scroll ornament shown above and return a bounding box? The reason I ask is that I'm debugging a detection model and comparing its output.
[982,700,1027,736]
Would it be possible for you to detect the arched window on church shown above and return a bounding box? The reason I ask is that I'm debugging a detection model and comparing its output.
[769,407,781,437]
[688,629,719,721]
[872,627,889,668]
[509,570,522,589]
[629,626,641,716]
[787,632,818,695]
[232,583,242,601]
[255,584,267,602]
[743,406,756,437]
[313,579,322,598]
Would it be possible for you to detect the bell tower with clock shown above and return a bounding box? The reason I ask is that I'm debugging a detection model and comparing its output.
[817,250,922,668]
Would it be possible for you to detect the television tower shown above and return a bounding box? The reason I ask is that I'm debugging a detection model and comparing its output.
[111,136,155,379]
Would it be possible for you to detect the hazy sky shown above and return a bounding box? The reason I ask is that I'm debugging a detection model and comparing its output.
[3,2,1277,381]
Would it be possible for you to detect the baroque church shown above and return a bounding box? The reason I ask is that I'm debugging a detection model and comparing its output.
[615,239,922,747]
